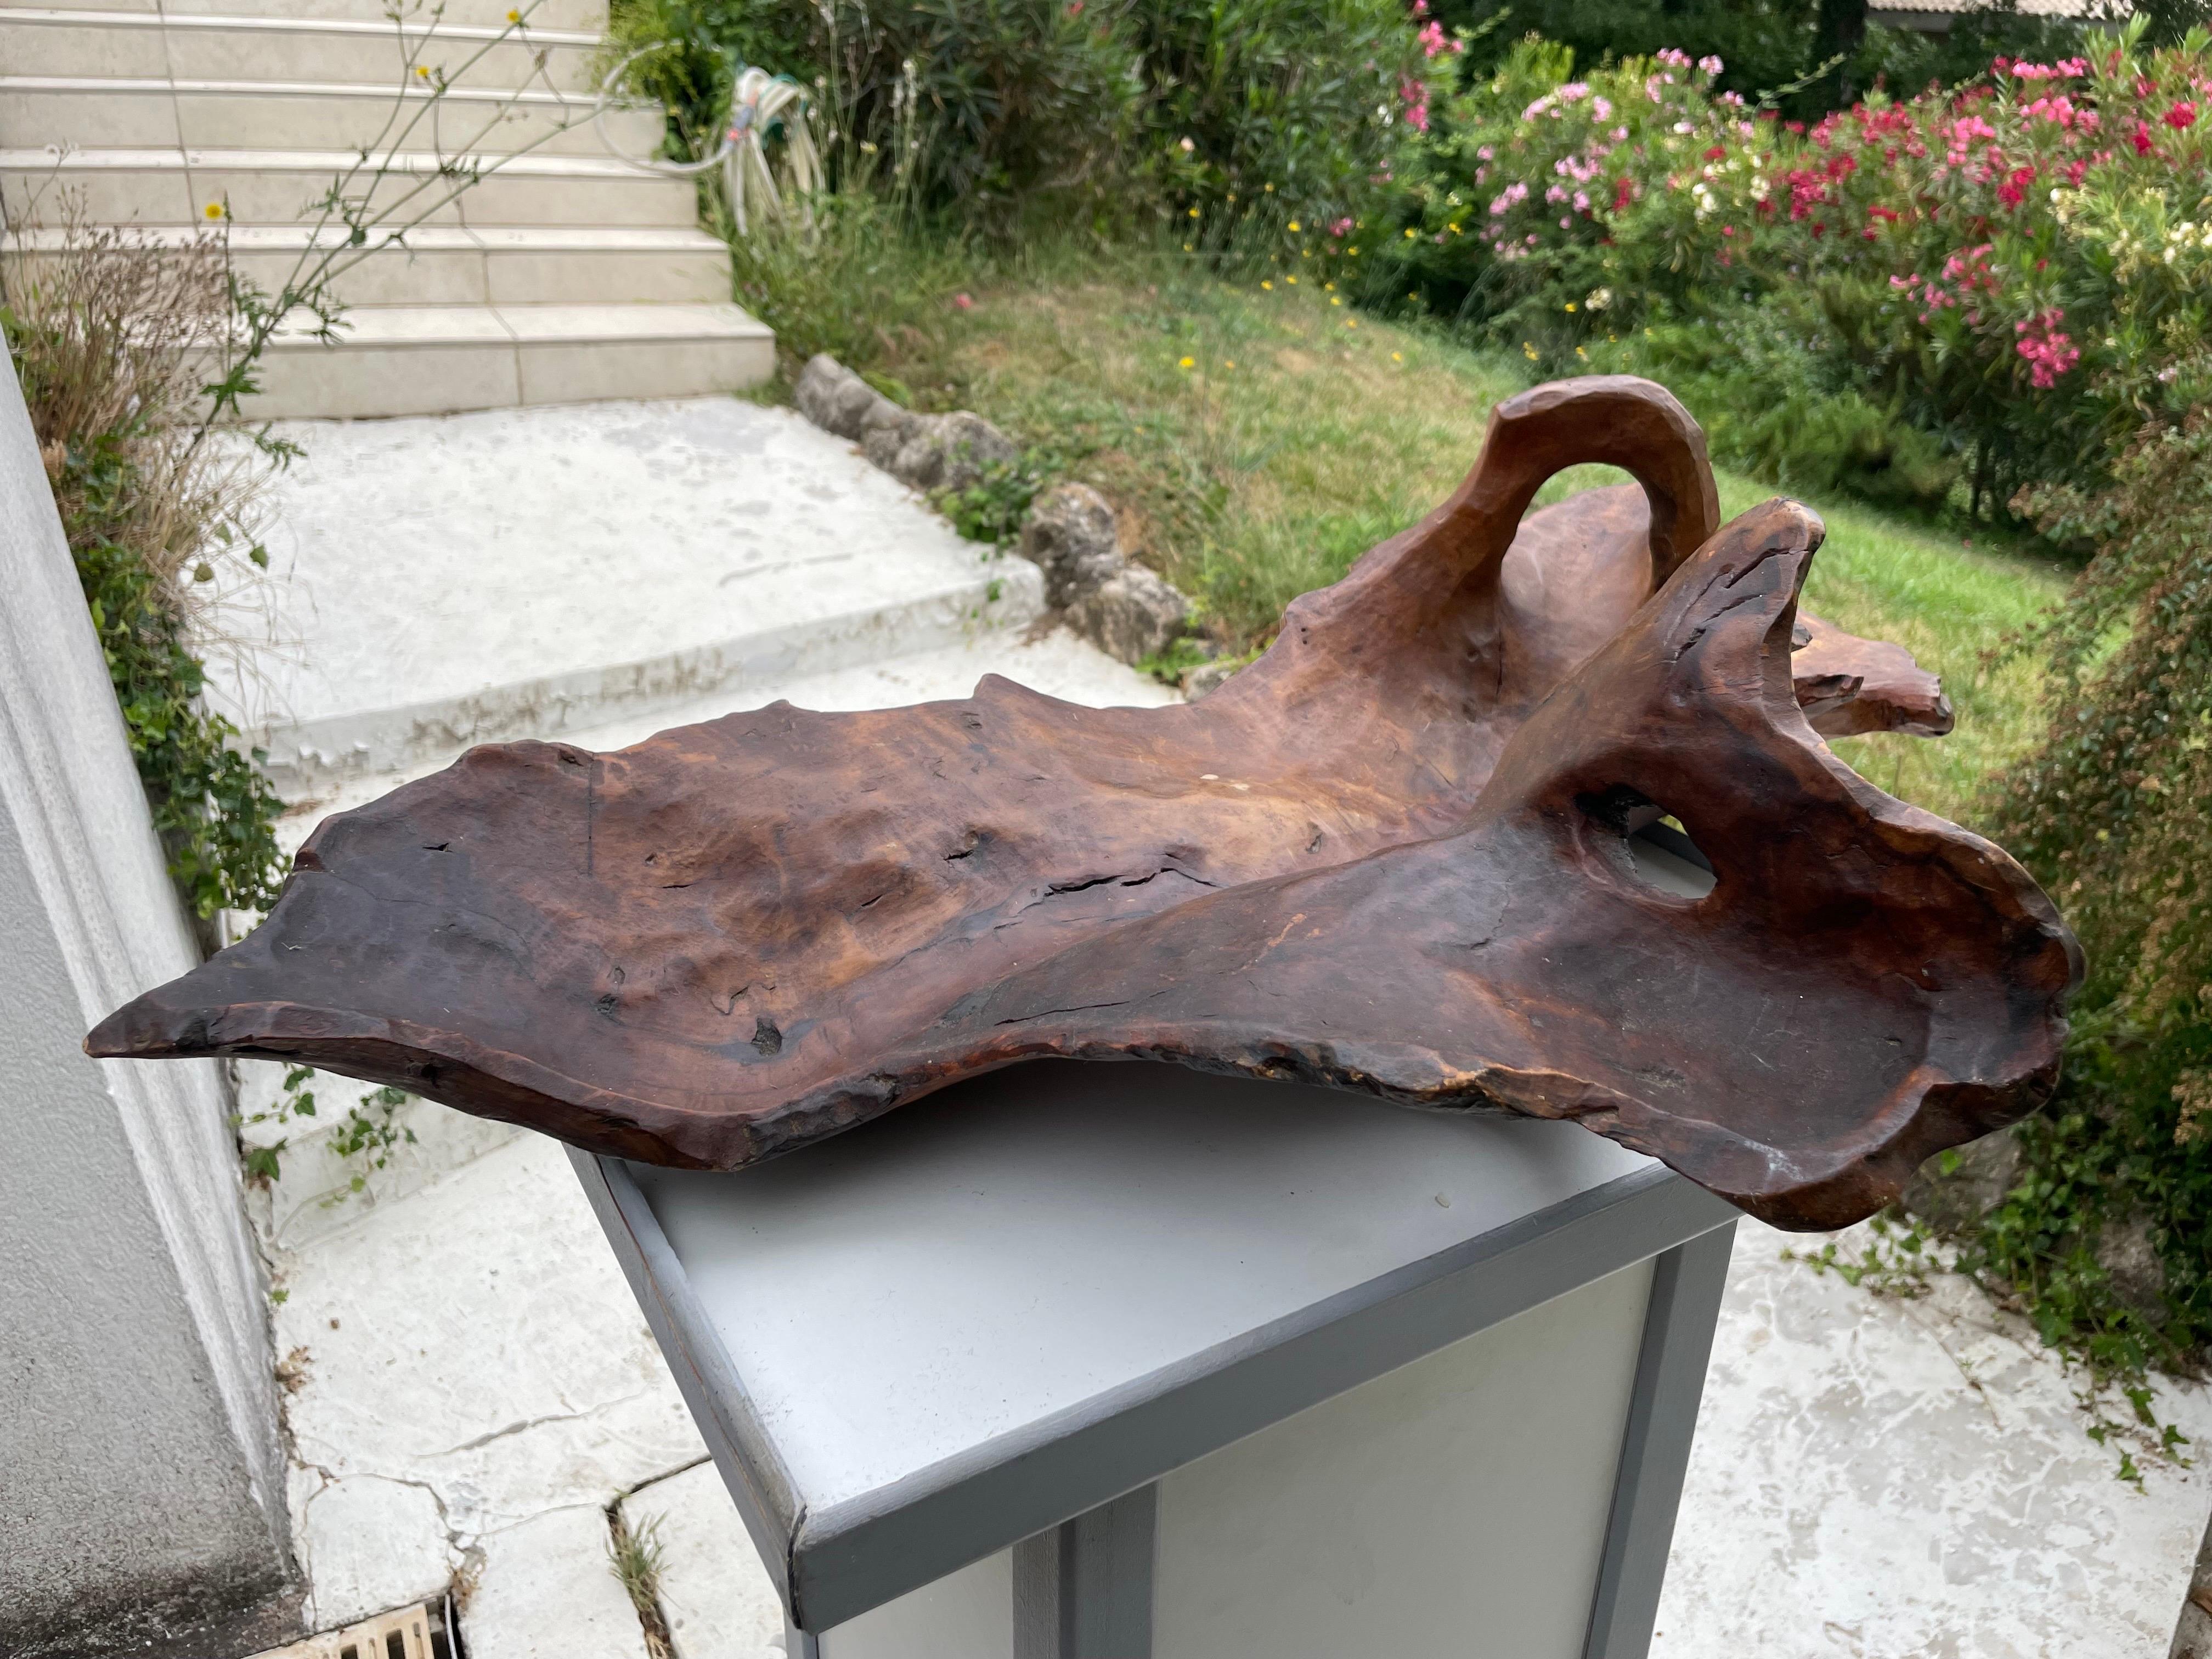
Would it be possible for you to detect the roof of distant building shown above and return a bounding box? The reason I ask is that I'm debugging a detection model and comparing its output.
[1868,0,2125,18]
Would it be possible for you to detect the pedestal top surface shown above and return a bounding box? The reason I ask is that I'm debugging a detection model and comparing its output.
[622,1059,1656,1516]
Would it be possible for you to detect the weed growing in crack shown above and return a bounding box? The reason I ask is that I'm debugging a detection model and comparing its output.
[607,1508,675,1659]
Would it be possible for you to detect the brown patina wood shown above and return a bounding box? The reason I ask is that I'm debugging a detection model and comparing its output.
[88,376,2079,1229]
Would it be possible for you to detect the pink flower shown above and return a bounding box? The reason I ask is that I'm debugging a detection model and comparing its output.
[952,293,973,310]
[1572,190,1590,212]
[1400,75,1429,131]
[1330,216,1353,236]
[1416,20,1459,58]
[2015,309,2079,389]
[2166,101,2198,130]
[1698,54,1724,75]
[2130,119,2155,154]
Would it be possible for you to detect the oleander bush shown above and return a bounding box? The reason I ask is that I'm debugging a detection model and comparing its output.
[1378,20,2212,519]
[1441,0,2103,119]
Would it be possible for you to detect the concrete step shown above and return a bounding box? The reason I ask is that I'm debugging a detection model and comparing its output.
[0,74,661,155]
[167,0,607,31]
[197,398,1105,791]
[0,8,601,92]
[236,301,772,417]
[0,145,698,228]
[5,221,731,306]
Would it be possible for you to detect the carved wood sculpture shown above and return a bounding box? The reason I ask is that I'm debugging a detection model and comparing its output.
[89,377,2080,1229]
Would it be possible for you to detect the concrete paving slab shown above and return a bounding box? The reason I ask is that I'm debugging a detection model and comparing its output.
[207,397,1053,788]
[624,1460,788,1659]
[286,1472,455,1633]
[271,1134,708,1616]
[465,1504,653,1659]
[1655,1219,2212,1659]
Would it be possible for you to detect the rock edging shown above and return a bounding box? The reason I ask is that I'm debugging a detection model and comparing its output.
[793,353,1202,675]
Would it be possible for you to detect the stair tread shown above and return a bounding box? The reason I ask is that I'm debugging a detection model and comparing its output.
[0,7,600,46]
[205,398,1035,783]
[5,222,726,251]
[2,72,623,106]
[263,301,768,347]
[3,145,668,178]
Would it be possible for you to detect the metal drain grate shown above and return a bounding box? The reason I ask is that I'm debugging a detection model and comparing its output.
[249,1596,458,1659]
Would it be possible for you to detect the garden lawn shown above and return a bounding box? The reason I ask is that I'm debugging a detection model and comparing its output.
[893,255,2068,827]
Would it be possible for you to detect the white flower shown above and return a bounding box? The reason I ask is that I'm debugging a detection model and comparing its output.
[1585,286,1612,311]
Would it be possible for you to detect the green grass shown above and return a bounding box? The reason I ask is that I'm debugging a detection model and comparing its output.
[826,239,2067,827]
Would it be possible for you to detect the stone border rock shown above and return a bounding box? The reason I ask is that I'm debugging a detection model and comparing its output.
[794,353,1207,678]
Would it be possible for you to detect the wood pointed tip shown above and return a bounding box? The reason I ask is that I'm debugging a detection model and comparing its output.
[86,961,251,1060]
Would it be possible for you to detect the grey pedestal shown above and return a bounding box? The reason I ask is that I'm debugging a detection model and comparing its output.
[572,1058,1736,1659]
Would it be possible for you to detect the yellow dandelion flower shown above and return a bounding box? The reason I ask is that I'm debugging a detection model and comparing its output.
[1223,359,1235,368]
[1188,206,1200,218]
[1391,351,1403,362]
[1261,280,1273,290]
[1329,296,1341,306]
[1575,346,1588,359]
[1323,281,1335,291]
[1523,345,1538,360]
[506,6,519,18]
[1285,275,1296,284]
[1403,228,1416,239]
[1287,221,1301,232]
[1179,356,1194,368]
[1347,246,1358,256]
[1262,183,1273,192]
[1564,301,1578,312]
[415,63,431,77]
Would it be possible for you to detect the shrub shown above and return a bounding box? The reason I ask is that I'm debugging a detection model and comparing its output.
[1138,0,1429,247]
[609,0,1432,240]
[2,213,285,918]
[608,0,1142,229]
[1625,299,1959,509]
[1972,395,2212,1369]
[1444,0,2099,117]
[1391,21,2212,517]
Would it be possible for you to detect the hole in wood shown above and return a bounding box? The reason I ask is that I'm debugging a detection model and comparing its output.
[1582,784,1717,899]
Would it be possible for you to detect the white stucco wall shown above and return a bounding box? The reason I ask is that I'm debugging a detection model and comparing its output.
[0,359,293,1652]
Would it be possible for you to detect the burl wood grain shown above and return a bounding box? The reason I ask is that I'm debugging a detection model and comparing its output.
[89,377,2078,1229]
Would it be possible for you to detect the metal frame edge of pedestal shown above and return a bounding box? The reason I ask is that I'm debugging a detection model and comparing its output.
[568,1145,1739,1647]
